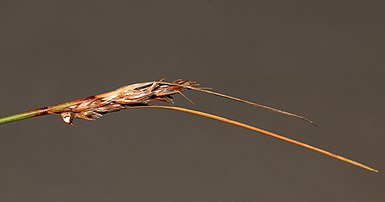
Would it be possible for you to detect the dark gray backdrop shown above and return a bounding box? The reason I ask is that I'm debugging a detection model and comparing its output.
[0,0,384,201]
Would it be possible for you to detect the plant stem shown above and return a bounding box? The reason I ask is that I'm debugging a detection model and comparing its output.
[0,110,44,124]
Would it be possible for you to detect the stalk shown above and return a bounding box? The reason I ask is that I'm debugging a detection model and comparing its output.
[0,100,82,124]
[0,108,48,124]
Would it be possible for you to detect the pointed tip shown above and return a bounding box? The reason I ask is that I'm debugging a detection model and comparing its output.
[306,119,318,127]
[366,167,379,173]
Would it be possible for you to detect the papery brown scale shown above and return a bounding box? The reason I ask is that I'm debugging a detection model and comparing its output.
[95,104,125,113]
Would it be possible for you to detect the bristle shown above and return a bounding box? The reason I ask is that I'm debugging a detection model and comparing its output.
[158,81,317,126]
[134,105,377,173]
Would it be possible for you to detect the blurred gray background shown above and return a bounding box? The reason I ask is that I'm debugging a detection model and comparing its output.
[0,0,384,201]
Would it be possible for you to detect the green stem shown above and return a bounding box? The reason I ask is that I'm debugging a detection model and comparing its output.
[0,109,48,124]
[0,99,86,124]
